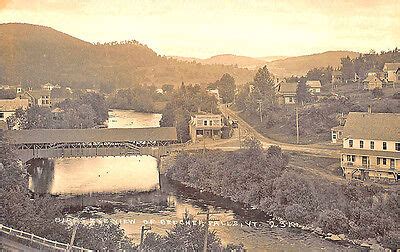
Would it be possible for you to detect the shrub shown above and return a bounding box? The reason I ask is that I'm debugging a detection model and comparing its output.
[318,209,350,234]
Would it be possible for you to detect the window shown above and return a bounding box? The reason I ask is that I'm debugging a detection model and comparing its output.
[209,120,213,126]
[347,155,355,162]
[349,139,353,147]
[370,141,375,150]
[383,158,387,165]
[203,120,208,126]
[0,112,4,119]
[377,157,380,165]
[396,143,400,151]
[383,142,387,150]
[332,134,337,140]
[360,140,364,148]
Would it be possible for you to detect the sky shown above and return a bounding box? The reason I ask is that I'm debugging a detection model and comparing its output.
[0,0,399,58]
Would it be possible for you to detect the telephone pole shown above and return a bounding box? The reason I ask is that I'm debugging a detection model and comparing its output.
[296,107,299,144]
[198,208,220,252]
[257,99,263,123]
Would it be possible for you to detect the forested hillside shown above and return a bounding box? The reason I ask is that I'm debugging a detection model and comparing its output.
[0,23,253,89]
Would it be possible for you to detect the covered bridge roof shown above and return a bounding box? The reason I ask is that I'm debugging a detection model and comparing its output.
[6,127,177,144]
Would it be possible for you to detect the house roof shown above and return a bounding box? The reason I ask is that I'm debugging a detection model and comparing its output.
[362,75,383,83]
[343,112,400,141]
[331,125,344,131]
[306,80,322,88]
[0,98,29,111]
[383,63,400,71]
[5,127,178,144]
[25,90,51,99]
[278,82,298,94]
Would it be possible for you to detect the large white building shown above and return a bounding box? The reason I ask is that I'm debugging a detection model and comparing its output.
[341,112,400,180]
[0,98,29,122]
[189,113,223,142]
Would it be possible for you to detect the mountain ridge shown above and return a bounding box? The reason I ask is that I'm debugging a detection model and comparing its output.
[0,23,254,88]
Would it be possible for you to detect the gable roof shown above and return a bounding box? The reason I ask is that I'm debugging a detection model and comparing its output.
[25,90,51,99]
[343,112,400,141]
[383,63,400,71]
[306,80,322,88]
[0,98,29,111]
[278,82,298,94]
[362,75,383,83]
[5,127,178,144]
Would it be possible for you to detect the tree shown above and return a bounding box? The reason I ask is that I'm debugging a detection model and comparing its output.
[296,81,312,104]
[371,87,383,98]
[253,66,276,105]
[217,73,236,103]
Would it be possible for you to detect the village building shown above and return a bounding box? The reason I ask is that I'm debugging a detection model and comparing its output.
[305,80,322,93]
[331,114,347,143]
[383,62,400,83]
[331,126,344,144]
[0,97,29,122]
[41,83,61,91]
[340,112,400,180]
[0,85,23,94]
[189,113,223,142]
[362,75,383,90]
[277,82,297,105]
[21,90,52,107]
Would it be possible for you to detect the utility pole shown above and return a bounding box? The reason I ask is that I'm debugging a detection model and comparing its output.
[198,208,220,252]
[139,225,152,251]
[296,107,299,144]
[257,99,263,123]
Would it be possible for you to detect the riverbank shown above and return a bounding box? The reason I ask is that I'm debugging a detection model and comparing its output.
[166,146,399,250]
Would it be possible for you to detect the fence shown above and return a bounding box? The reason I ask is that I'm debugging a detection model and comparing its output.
[0,224,90,251]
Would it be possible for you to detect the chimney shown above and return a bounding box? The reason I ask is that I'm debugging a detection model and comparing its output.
[368,105,372,114]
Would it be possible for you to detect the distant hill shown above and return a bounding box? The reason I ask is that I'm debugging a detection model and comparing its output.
[257,56,287,62]
[0,23,254,88]
[266,51,360,77]
[170,54,268,70]
[170,51,359,76]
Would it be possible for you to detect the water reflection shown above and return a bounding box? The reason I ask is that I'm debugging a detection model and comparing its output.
[28,159,55,194]
[29,156,159,194]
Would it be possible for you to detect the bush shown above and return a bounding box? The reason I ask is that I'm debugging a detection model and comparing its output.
[284,204,308,224]
[318,209,350,234]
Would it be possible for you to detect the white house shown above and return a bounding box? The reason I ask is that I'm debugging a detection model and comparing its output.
[189,113,223,142]
[0,98,29,122]
[341,112,400,180]
[306,80,322,93]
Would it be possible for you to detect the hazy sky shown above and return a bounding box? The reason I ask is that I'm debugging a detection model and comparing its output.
[0,0,398,58]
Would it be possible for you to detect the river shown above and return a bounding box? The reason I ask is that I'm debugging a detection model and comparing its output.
[28,109,358,251]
